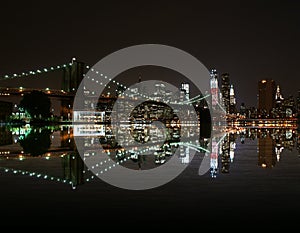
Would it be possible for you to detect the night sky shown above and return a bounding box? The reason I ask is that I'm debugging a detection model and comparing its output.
[0,0,299,108]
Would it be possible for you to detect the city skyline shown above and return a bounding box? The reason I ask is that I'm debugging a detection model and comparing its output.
[0,1,299,107]
[1,1,300,228]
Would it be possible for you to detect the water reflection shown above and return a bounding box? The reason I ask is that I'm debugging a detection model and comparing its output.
[19,128,51,156]
[0,124,300,188]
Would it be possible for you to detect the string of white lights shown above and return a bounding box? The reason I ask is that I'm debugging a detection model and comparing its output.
[0,62,73,80]
[85,74,152,101]
[86,69,198,107]
[84,146,155,182]
[0,166,73,185]
[86,67,154,101]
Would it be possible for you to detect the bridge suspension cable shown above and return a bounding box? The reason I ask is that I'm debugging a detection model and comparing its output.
[182,93,211,104]
[0,62,73,80]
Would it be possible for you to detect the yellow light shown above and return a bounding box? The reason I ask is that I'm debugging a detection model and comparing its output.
[261,80,267,83]
[262,163,267,168]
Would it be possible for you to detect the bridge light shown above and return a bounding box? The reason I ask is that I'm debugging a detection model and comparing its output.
[44,68,48,72]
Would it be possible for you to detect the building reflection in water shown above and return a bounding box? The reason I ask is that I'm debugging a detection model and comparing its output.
[258,136,276,168]
[255,128,297,168]
[206,127,299,177]
[0,124,300,187]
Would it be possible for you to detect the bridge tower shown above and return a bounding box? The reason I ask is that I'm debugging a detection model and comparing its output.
[61,58,85,121]
[62,57,85,93]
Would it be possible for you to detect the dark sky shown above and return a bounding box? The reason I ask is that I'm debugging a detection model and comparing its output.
[0,0,299,107]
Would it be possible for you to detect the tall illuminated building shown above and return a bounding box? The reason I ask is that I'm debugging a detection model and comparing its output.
[220,73,230,113]
[229,84,236,114]
[210,69,218,109]
[275,85,284,107]
[258,79,276,117]
[181,82,190,100]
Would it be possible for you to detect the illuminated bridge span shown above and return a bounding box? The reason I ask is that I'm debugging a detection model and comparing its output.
[0,58,215,107]
[0,87,74,98]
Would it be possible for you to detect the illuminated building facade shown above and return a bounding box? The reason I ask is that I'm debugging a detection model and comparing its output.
[283,95,295,118]
[181,82,190,100]
[229,84,236,114]
[220,73,230,113]
[210,69,218,109]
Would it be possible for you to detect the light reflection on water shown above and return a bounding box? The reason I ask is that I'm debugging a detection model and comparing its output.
[0,124,299,189]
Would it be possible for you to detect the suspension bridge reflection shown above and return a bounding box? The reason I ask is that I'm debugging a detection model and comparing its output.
[0,123,299,189]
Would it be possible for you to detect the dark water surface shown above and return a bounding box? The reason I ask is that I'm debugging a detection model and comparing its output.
[1,125,300,228]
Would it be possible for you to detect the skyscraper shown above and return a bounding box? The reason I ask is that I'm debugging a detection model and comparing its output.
[210,69,218,109]
[275,85,284,107]
[181,82,190,100]
[229,84,236,114]
[220,73,230,113]
[258,79,276,118]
